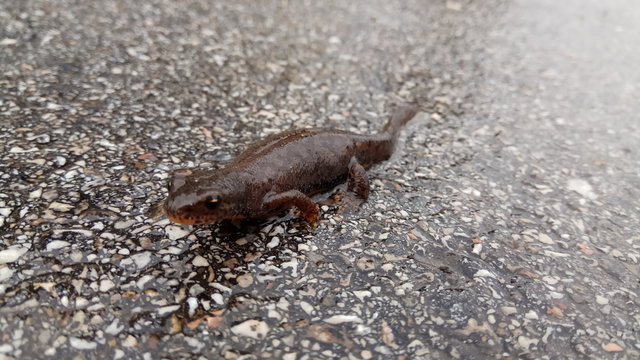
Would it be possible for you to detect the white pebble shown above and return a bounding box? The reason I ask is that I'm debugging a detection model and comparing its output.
[75,297,89,309]
[131,252,151,268]
[46,240,70,251]
[29,188,43,199]
[525,310,539,320]
[105,319,124,335]
[353,290,372,302]
[518,335,539,350]
[267,237,280,248]
[0,246,29,264]
[0,266,14,282]
[69,337,97,350]
[300,301,314,315]
[474,269,496,278]
[187,297,198,317]
[324,315,363,324]
[230,319,269,339]
[472,243,483,255]
[211,293,224,305]
[567,178,597,199]
[0,38,18,46]
[192,255,209,267]
[236,273,254,288]
[114,349,124,360]
[100,279,115,292]
[136,275,154,289]
[538,233,554,244]
[49,202,74,212]
[165,225,190,240]
[283,353,297,360]
[157,305,180,316]
[54,156,67,166]
[122,335,137,347]
[114,220,135,230]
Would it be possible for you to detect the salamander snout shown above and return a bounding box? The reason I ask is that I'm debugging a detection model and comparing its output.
[163,169,244,225]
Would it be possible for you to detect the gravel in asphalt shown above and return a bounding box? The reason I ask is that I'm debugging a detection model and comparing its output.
[1,0,638,359]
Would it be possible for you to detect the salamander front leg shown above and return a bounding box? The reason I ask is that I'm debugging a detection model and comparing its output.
[347,156,370,201]
[262,190,320,225]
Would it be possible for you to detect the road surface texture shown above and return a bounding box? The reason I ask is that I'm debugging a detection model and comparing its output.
[1,0,638,359]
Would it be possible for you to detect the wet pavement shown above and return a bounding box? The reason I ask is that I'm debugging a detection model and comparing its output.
[1,0,639,359]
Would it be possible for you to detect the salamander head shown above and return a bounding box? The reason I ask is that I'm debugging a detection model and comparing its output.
[163,169,245,225]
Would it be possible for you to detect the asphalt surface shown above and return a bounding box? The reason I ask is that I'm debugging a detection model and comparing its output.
[1,0,639,359]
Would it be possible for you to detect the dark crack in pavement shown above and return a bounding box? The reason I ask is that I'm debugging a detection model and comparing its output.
[1,0,639,359]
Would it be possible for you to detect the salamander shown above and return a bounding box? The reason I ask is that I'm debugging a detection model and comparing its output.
[163,105,418,225]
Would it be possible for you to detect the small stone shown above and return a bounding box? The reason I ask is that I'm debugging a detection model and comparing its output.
[602,343,624,352]
[46,240,70,251]
[283,353,297,360]
[0,246,29,264]
[0,266,14,282]
[211,293,224,305]
[49,202,74,212]
[595,295,609,305]
[0,344,13,353]
[567,178,597,199]
[69,337,97,350]
[236,273,253,288]
[105,319,124,335]
[165,225,189,240]
[518,335,539,350]
[0,38,18,46]
[114,220,135,230]
[100,279,115,292]
[525,310,539,320]
[187,297,198,317]
[501,306,518,316]
[300,301,314,315]
[353,290,371,301]
[122,335,138,347]
[54,156,67,167]
[266,237,280,248]
[230,319,269,339]
[474,269,496,278]
[157,305,180,316]
[472,243,483,254]
[35,134,51,143]
[192,255,209,267]
[538,233,554,244]
[324,315,362,324]
[75,297,89,309]
[131,252,151,268]
[29,188,43,199]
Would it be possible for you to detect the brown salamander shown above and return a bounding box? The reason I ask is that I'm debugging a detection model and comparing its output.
[163,105,418,225]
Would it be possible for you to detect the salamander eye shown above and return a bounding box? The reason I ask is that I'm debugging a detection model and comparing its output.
[204,195,221,210]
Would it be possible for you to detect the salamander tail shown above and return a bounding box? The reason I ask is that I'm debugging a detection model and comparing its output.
[381,104,419,137]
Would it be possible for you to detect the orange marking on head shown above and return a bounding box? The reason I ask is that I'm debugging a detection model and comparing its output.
[166,213,198,225]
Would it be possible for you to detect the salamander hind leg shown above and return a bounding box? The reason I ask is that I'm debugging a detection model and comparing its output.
[347,156,370,203]
[262,190,320,225]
